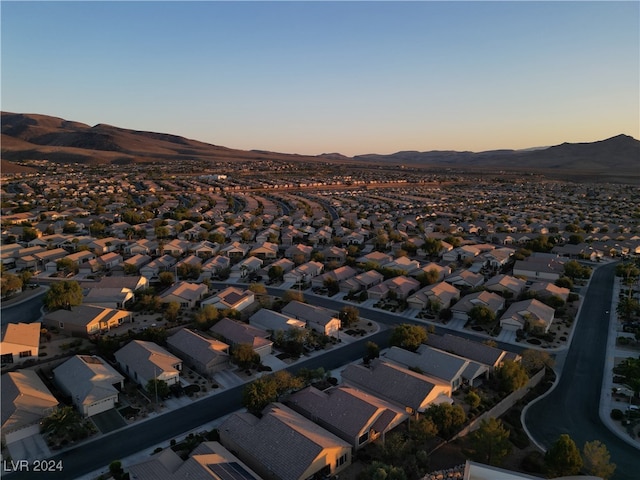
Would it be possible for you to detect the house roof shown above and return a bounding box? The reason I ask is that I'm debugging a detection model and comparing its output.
[53,355,124,406]
[44,305,130,328]
[219,403,350,480]
[287,385,407,440]
[451,291,504,314]
[500,299,555,329]
[2,370,58,433]
[425,334,518,368]
[341,359,448,412]
[1,322,41,348]
[167,329,228,366]
[160,282,208,302]
[209,318,272,350]
[281,301,338,327]
[115,340,181,380]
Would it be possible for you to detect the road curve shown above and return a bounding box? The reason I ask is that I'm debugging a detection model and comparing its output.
[525,262,638,480]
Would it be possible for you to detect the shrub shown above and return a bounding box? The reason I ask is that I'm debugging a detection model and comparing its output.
[611,409,624,421]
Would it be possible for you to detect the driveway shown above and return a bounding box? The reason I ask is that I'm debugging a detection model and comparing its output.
[91,409,126,434]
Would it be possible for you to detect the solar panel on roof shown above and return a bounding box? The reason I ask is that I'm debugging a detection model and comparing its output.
[207,461,254,480]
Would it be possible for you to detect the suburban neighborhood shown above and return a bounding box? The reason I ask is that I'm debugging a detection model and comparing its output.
[1,158,639,480]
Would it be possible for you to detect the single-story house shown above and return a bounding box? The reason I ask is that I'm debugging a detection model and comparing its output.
[219,402,352,480]
[167,328,229,377]
[281,300,341,337]
[209,318,273,359]
[1,370,59,443]
[484,274,526,298]
[0,322,41,365]
[425,334,520,372]
[53,355,124,417]
[311,265,357,289]
[43,305,131,337]
[407,281,460,311]
[499,299,555,333]
[287,385,408,450]
[159,281,208,309]
[115,340,182,387]
[249,309,306,333]
[450,291,505,322]
[341,359,452,415]
[201,286,255,313]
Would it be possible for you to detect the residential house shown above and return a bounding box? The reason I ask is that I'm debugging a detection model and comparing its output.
[281,300,341,337]
[341,359,452,415]
[483,247,515,269]
[126,441,262,480]
[528,282,570,302]
[283,261,324,284]
[450,291,505,322]
[0,322,40,365]
[209,318,273,359]
[250,241,279,260]
[311,265,357,289]
[219,403,352,480]
[53,355,124,416]
[484,274,526,298]
[341,270,384,293]
[356,251,393,268]
[123,253,152,272]
[383,256,422,275]
[287,385,408,450]
[139,254,177,281]
[201,286,255,314]
[159,281,208,309]
[383,345,489,391]
[322,246,348,265]
[190,240,220,258]
[413,262,451,282]
[219,241,251,260]
[384,275,420,300]
[284,244,313,263]
[442,245,482,263]
[162,239,191,257]
[407,281,460,311]
[249,309,306,333]
[201,255,231,279]
[231,256,263,279]
[115,340,182,387]
[1,370,59,443]
[445,269,485,289]
[167,329,229,378]
[425,334,520,372]
[43,305,131,337]
[499,299,555,333]
[88,237,121,255]
[512,253,565,282]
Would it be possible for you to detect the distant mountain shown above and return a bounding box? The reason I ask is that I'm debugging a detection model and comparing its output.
[2,112,638,180]
[355,134,640,174]
[0,112,342,167]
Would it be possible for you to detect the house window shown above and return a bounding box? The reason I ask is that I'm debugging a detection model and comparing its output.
[1,353,14,364]
[19,350,32,358]
[337,453,348,467]
[358,432,369,445]
[59,322,64,329]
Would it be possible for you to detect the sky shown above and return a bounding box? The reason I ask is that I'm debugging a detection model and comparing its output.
[2,1,639,157]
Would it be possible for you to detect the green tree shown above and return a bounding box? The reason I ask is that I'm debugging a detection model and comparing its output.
[389,323,428,352]
[283,289,304,304]
[44,280,83,310]
[365,341,380,363]
[544,434,583,477]
[158,271,175,286]
[193,304,219,330]
[495,360,529,393]
[339,305,360,328]
[268,265,284,281]
[146,378,170,401]
[521,349,555,374]
[123,263,139,275]
[582,440,616,480]
[423,403,466,439]
[89,221,106,237]
[164,301,181,322]
[1,272,23,297]
[231,343,259,369]
[22,226,39,242]
[555,276,573,289]
[242,371,302,415]
[417,268,440,286]
[465,390,481,409]
[469,417,512,466]
[409,416,439,444]
[468,305,496,325]
[56,258,79,274]
[360,462,407,480]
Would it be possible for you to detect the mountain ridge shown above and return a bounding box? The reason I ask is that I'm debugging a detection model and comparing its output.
[1,112,638,177]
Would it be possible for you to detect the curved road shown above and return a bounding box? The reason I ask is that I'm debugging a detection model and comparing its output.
[1,290,46,326]
[525,262,638,480]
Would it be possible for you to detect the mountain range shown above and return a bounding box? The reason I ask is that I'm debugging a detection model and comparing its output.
[2,112,638,180]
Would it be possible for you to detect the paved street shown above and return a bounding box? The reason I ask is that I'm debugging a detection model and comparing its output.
[525,262,639,480]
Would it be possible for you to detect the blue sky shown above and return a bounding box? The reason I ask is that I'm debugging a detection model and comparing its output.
[2,1,638,156]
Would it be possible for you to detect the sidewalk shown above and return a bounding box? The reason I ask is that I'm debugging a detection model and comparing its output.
[599,277,640,449]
